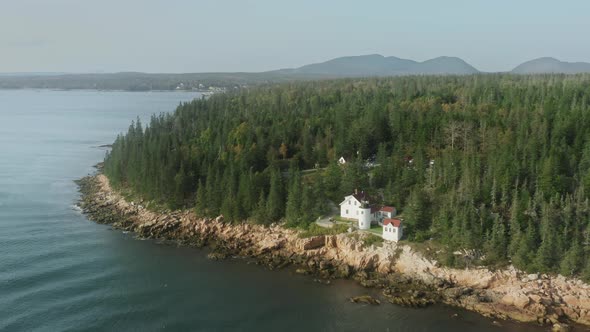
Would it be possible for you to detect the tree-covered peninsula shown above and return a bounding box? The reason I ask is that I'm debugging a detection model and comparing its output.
[104,74,590,279]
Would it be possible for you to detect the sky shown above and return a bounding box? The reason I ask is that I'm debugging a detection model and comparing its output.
[1,0,590,73]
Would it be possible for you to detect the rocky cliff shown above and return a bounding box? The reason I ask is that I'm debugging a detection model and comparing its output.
[77,174,590,330]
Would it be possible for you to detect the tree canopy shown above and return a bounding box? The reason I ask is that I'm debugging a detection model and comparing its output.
[104,74,590,279]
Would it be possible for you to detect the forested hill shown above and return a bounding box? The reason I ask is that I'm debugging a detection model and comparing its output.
[104,74,590,279]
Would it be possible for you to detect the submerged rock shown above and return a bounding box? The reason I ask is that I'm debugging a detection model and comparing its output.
[207,252,228,261]
[349,295,381,305]
[551,322,571,332]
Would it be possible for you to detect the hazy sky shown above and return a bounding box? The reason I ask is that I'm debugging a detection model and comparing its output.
[2,0,589,73]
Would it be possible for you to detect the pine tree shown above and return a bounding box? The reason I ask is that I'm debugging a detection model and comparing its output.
[484,217,508,264]
[253,191,269,225]
[266,168,284,221]
[534,203,560,273]
[580,255,590,282]
[300,184,315,227]
[173,163,187,208]
[195,179,206,217]
[513,220,538,272]
[403,188,431,241]
[236,173,252,220]
[285,172,302,225]
[220,192,235,222]
[323,161,342,200]
[560,239,584,276]
[508,193,523,257]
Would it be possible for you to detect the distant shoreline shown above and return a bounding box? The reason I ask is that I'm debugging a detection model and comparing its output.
[0,87,212,93]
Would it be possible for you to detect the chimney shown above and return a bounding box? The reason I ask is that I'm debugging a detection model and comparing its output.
[355,188,358,195]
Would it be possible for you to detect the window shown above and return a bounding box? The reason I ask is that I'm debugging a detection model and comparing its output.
[392,228,396,233]
[361,211,364,214]
[354,201,357,206]
[346,209,349,214]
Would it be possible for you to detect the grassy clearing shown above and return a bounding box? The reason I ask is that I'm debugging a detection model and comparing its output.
[334,216,354,223]
[400,239,492,269]
[348,231,384,248]
[400,240,447,262]
[362,233,384,247]
[367,225,382,235]
[298,223,349,238]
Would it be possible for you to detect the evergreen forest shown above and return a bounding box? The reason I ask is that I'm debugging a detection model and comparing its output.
[104,74,590,279]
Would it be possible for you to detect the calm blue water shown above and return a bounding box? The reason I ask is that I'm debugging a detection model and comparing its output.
[0,90,543,331]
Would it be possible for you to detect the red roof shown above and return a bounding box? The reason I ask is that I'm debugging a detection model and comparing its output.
[352,191,370,202]
[383,219,402,227]
[380,206,395,213]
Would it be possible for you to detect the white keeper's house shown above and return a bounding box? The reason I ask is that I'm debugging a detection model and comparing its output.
[339,190,396,230]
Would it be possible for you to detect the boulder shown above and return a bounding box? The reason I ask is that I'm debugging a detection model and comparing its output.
[299,236,326,250]
[562,306,580,321]
[334,263,351,278]
[562,295,580,308]
[443,287,464,300]
[258,237,286,252]
[551,323,571,332]
[501,293,530,309]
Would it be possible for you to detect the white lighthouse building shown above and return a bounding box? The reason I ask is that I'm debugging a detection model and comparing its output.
[339,191,396,230]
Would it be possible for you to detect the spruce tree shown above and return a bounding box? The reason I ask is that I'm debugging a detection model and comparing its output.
[300,184,315,227]
[285,172,302,225]
[560,239,584,276]
[195,179,206,217]
[266,168,284,221]
[253,191,268,225]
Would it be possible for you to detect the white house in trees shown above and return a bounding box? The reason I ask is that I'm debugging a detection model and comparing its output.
[382,219,403,242]
[339,191,396,230]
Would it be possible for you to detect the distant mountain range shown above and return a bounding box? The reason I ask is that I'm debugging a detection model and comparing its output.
[2,55,590,91]
[511,57,590,74]
[274,55,590,76]
[271,54,479,76]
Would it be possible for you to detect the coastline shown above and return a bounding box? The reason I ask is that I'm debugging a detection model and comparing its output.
[77,173,590,331]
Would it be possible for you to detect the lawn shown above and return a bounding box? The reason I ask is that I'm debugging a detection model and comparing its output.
[298,223,349,238]
[367,225,383,236]
[333,216,354,224]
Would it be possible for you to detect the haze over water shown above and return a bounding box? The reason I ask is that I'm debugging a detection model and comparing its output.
[0,90,542,331]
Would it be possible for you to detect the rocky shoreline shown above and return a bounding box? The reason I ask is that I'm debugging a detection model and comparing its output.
[77,173,590,331]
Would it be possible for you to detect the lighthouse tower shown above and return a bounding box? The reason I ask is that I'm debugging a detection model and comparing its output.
[358,202,372,230]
